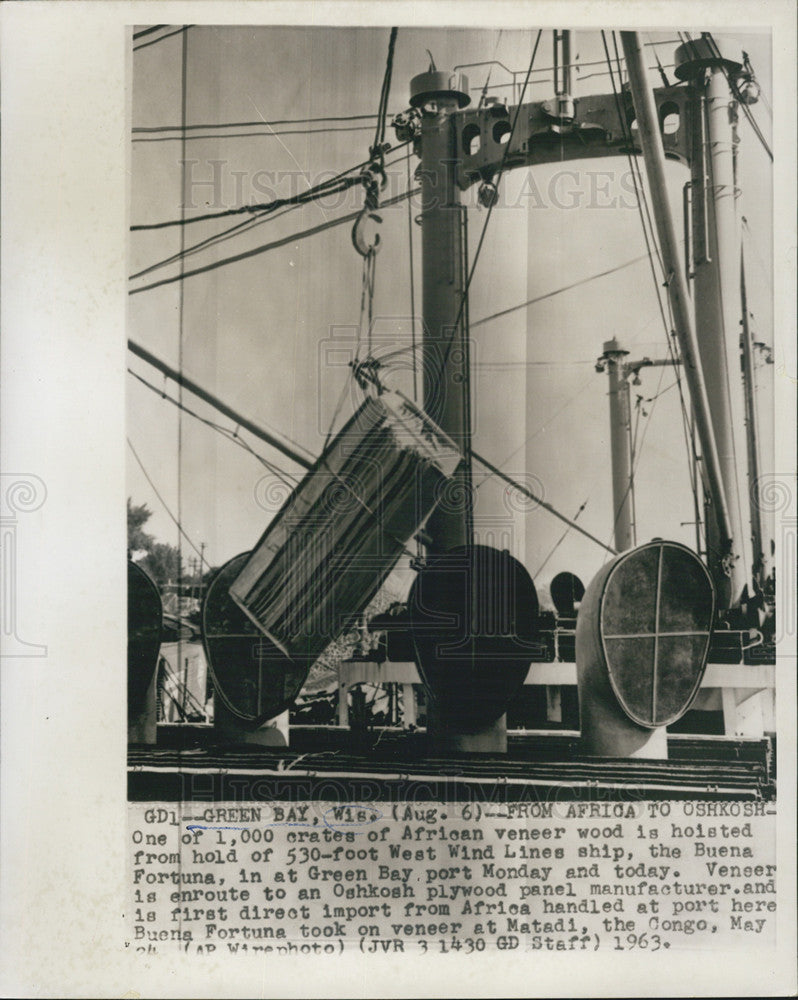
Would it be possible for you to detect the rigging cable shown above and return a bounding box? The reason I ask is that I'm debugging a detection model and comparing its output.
[406,147,418,402]
[630,390,645,470]
[128,368,300,488]
[159,660,207,721]
[372,28,399,158]
[474,371,596,493]
[661,285,707,556]
[436,29,544,396]
[131,173,363,231]
[129,186,420,295]
[600,360,669,559]
[130,202,298,281]
[129,141,412,279]
[646,33,672,87]
[699,38,751,584]
[477,31,504,108]
[601,32,703,551]
[128,339,316,468]
[643,378,681,403]
[741,237,767,487]
[466,44,680,96]
[533,498,590,578]
[741,216,772,284]
[470,248,663,329]
[133,25,192,53]
[127,438,211,571]
[416,28,544,533]
[323,28,410,452]
[174,28,191,727]
[133,124,383,143]
[320,244,376,455]
[363,26,399,350]
[133,112,391,133]
[132,25,168,41]
[461,198,474,543]
[321,28,401,450]
[176,27,189,634]
[365,251,377,357]
[640,146,706,554]
[610,32,702,493]
[604,32,666,278]
[405,146,421,561]
[459,31,636,524]
[471,451,617,556]
[701,32,773,162]
[679,31,753,576]
[462,41,681,80]
[678,31,772,163]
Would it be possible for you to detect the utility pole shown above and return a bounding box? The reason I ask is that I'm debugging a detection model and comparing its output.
[198,541,206,606]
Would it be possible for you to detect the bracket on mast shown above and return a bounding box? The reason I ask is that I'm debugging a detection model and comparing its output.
[400,84,696,190]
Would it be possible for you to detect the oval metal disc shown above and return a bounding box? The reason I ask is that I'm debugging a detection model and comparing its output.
[599,540,715,727]
[409,544,540,731]
[127,560,163,716]
[203,552,311,725]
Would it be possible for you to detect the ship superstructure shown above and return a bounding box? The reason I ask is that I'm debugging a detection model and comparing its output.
[127,26,777,801]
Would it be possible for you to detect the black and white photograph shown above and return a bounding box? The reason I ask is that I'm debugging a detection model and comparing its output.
[1,3,796,997]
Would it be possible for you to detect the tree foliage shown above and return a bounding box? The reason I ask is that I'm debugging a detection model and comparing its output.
[127,498,155,554]
[140,542,185,587]
[127,497,185,587]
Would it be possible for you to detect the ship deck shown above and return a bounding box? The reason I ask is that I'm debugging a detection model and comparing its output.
[128,726,776,803]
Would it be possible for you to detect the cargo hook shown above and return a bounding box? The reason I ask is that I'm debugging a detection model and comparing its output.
[352,208,383,257]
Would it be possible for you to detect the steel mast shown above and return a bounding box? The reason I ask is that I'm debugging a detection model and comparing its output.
[597,341,684,554]
[597,339,636,552]
[674,33,752,608]
[620,32,736,601]
[411,66,473,554]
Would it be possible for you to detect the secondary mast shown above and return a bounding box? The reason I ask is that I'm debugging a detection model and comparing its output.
[411,65,473,553]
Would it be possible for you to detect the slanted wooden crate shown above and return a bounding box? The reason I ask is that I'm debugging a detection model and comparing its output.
[230,391,461,665]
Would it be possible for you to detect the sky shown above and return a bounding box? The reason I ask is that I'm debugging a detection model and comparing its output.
[127,24,775,605]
